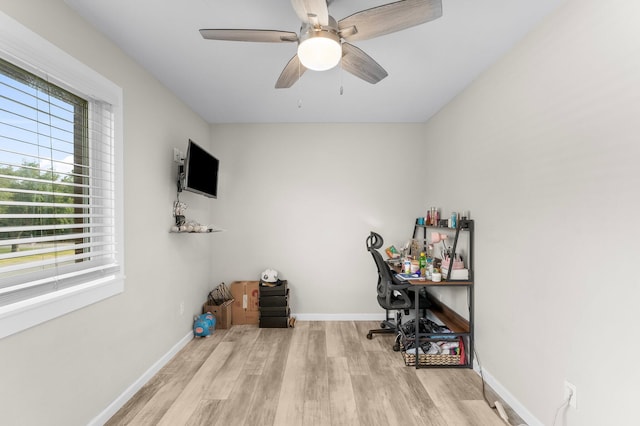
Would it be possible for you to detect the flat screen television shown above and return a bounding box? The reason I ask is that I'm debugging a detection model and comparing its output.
[183,139,219,198]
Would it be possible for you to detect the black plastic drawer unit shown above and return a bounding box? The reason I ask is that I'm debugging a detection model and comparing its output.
[259,280,291,328]
[258,291,289,307]
[259,316,289,328]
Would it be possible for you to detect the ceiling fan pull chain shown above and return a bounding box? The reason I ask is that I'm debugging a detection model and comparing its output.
[339,54,344,95]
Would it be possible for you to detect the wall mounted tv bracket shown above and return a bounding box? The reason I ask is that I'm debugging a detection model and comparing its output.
[174,165,186,226]
[177,164,185,193]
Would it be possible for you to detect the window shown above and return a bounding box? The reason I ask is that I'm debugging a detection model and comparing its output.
[0,12,124,339]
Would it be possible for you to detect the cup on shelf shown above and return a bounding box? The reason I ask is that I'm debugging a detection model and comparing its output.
[431,272,442,282]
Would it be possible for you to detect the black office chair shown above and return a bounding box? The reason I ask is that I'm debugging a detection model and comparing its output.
[365,231,427,350]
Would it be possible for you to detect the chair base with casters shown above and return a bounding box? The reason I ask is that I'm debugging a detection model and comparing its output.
[366,309,403,351]
[366,296,429,352]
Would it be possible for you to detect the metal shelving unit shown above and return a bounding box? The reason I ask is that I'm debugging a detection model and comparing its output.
[403,219,474,369]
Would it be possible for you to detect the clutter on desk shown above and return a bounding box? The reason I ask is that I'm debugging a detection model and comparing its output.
[385,245,399,258]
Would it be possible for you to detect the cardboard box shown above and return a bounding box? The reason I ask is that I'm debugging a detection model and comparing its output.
[230,281,260,325]
[203,299,233,329]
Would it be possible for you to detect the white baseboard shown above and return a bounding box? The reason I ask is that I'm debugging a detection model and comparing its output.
[473,362,543,426]
[293,313,386,321]
[89,331,193,426]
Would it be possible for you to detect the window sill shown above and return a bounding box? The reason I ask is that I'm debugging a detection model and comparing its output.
[0,275,125,340]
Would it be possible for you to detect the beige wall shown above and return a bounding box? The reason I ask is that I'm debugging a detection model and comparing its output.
[2,0,639,425]
[207,123,426,316]
[417,0,640,424]
[0,1,212,425]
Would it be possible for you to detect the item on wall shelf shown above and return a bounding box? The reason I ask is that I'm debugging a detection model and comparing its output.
[427,207,440,226]
[170,221,212,233]
[449,212,457,229]
[173,200,187,225]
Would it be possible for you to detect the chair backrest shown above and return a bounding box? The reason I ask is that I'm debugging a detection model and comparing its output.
[366,232,411,310]
[366,231,384,250]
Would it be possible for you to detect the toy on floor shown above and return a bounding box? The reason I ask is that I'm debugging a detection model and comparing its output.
[193,313,216,337]
[201,312,215,329]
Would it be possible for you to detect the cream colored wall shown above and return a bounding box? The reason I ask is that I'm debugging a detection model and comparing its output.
[208,123,427,315]
[419,0,640,424]
[2,0,638,425]
[0,1,213,425]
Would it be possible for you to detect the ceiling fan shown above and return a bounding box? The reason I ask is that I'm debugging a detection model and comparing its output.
[199,0,443,89]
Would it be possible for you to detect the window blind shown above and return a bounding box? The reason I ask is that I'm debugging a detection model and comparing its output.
[0,57,119,307]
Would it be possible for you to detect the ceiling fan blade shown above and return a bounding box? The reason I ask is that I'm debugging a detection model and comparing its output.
[338,0,442,42]
[275,54,308,89]
[290,0,329,26]
[199,29,298,43]
[341,43,388,84]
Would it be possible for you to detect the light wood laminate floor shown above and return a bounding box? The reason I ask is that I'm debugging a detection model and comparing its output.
[107,321,519,426]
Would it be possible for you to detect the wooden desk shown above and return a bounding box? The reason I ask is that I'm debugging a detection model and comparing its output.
[407,279,471,334]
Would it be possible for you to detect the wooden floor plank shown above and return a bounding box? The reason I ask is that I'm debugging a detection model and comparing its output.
[272,325,310,426]
[243,329,292,426]
[302,328,330,425]
[211,374,260,426]
[350,374,391,426]
[339,321,372,376]
[108,321,516,426]
[204,326,260,400]
[156,341,235,425]
[327,357,359,426]
[185,399,222,426]
[325,321,345,358]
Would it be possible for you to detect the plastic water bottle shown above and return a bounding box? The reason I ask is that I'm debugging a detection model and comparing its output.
[419,252,427,277]
[403,258,411,274]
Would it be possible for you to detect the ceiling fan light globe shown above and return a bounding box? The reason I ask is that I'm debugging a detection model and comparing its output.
[297,32,341,71]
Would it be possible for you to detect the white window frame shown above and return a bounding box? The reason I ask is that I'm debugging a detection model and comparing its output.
[0,11,125,339]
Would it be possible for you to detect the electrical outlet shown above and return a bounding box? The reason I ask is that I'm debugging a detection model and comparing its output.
[564,381,577,408]
[173,147,182,163]
[179,301,184,315]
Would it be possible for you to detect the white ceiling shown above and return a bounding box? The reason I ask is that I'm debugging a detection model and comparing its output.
[64,0,563,123]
